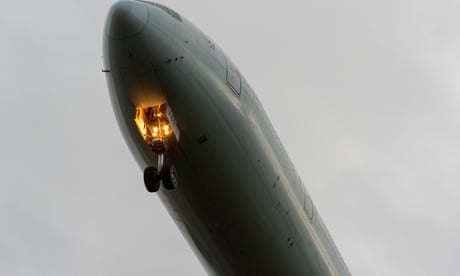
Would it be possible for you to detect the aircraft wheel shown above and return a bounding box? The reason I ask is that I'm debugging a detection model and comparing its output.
[161,165,178,190]
[144,166,160,193]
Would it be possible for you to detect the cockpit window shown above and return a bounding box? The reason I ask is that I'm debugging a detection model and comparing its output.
[137,1,182,22]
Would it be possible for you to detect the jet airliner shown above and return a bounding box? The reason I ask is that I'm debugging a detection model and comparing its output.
[103,1,351,275]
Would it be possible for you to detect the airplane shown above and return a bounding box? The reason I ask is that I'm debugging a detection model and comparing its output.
[102,1,351,275]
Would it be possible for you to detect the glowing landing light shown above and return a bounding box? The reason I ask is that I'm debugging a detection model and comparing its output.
[134,105,174,146]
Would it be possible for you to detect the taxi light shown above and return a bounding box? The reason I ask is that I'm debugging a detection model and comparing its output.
[134,105,174,145]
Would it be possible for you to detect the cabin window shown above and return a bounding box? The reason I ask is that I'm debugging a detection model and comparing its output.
[138,1,182,22]
[225,57,241,96]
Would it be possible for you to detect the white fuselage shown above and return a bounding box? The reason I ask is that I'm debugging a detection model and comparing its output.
[103,1,350,275]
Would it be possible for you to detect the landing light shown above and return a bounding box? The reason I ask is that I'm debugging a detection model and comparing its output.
[134,105,173,147]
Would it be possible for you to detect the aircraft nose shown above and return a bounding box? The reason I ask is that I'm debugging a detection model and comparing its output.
[107,1,149,39]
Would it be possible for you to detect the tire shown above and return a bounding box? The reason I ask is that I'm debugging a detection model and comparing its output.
[161,165,178,190]
[144,166,160,193]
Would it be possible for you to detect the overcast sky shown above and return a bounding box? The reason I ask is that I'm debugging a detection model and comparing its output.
[1,0,460,275]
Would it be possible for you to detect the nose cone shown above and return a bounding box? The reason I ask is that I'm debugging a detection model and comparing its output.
[107,1,149,39]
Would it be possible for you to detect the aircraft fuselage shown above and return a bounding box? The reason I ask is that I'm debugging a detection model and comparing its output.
[103,1,350,275]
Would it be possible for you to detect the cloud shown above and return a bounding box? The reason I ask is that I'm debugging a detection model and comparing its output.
[1,0,459,275]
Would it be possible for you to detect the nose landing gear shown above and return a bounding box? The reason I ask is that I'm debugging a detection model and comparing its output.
[143,161,178,193]
[161,164,178,190]
[144,166,161,193]
[135,103,178,193]
[143,141,178,193]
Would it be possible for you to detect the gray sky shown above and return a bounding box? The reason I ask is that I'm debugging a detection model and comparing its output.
[1,0,460,275]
